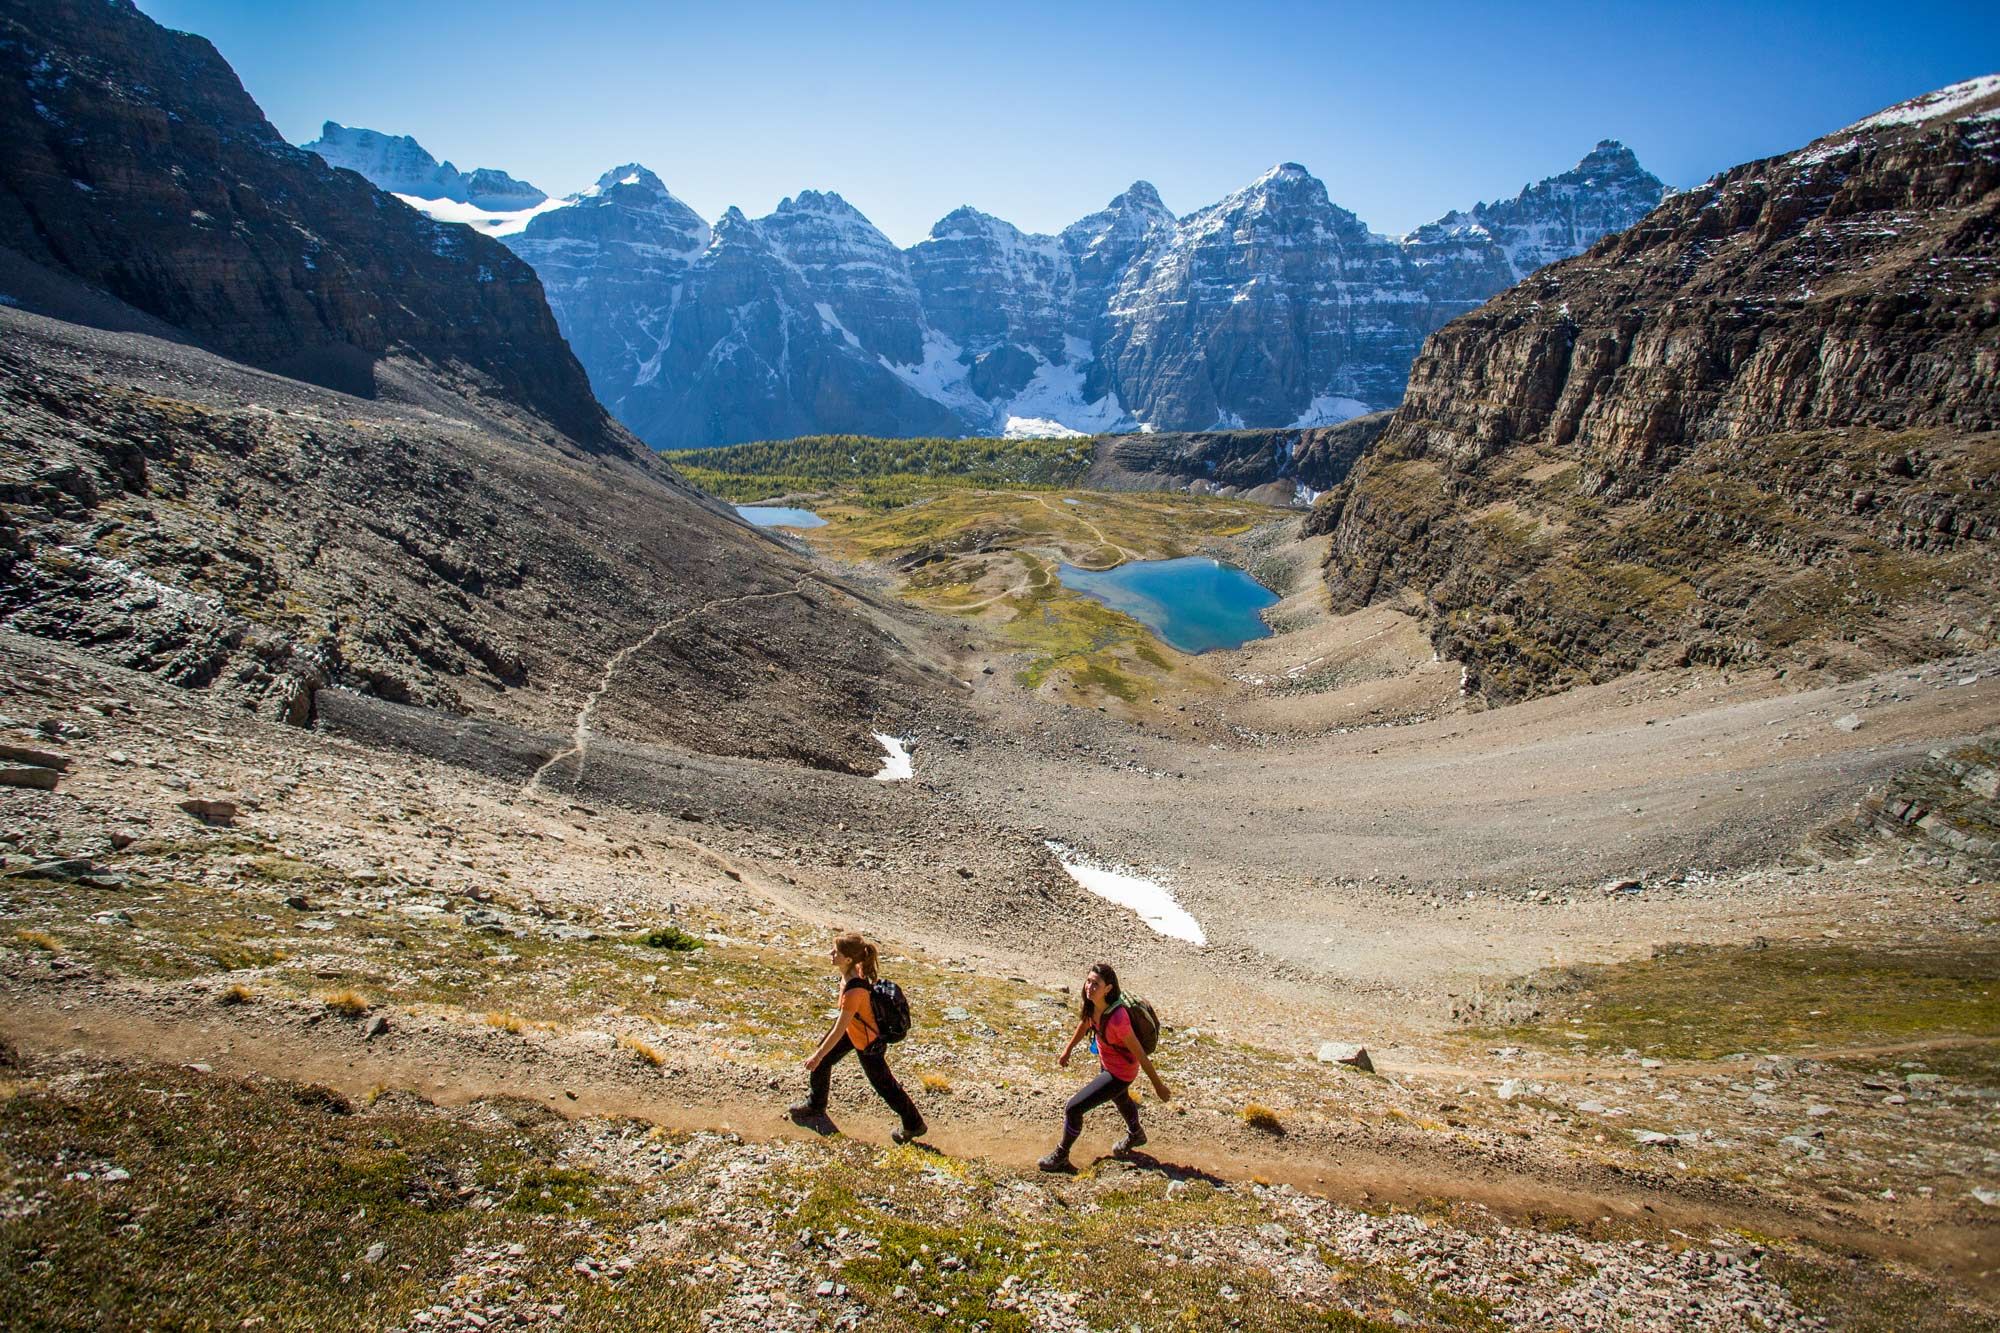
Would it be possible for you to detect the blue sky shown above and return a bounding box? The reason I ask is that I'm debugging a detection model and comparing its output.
[137,0,2000,245]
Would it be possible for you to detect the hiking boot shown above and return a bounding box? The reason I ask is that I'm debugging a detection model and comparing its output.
[1112,1127,1148,1155]
[891,1118,927,1144]
[786,1101,826,1122]
[1037,1149,1075,1174]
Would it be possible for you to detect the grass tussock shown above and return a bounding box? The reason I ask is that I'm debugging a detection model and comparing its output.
[1241,1103,1285,1134]
[218,983,254,1006]
[617,1032,667,1067]
[14,929,61,952]
[485,1011,527,1035]
[919,1072,953,1093]
[636,925,704,952]
[317,989,371,1017]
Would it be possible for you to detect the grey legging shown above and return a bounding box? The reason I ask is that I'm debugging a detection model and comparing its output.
[1061,1069,1141,1147]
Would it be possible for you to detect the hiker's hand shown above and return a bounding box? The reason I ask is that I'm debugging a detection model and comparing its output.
[803,1055,819,1072]
[1057,1051,1071,1068]
[1153,1080,1172,1103]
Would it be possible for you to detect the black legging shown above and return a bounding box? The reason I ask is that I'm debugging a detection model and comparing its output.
[1061,1069,1140,1147]
[807,1034,922,1128]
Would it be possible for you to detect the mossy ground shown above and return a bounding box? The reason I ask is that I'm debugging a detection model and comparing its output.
[0,1062,720,1332]
[1471,941,2000,1061]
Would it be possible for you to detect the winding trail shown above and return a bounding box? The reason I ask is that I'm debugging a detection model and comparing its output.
[524,579,813,795]
[1021,492,1140,567]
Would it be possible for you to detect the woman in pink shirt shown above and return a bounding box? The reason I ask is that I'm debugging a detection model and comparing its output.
[1040,961,1171,1172]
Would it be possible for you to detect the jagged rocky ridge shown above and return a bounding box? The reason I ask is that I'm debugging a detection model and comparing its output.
[318,130,1663,446]
[0,0,947,772]
[1313,76,2000,702]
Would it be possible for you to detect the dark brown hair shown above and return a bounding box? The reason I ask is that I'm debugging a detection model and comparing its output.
[1079,961,1121,1020]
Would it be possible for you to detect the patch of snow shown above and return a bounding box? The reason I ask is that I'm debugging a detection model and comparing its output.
[1294,481,1323,507]
[1004,416,1089,439]
[880,329,991,424]
[393,192,574,237]
[995,334,1133,436]
[1843,74,2000,132]
[814,301,861,348]
[1289,394,1371,428]
[872,733,913,782]
[1045,841,1207,945]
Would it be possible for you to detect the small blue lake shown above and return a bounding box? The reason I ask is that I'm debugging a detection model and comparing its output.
[735,505,827,529]
[1056,556,1279,654]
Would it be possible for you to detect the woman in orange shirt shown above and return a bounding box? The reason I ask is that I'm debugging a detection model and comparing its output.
[791,931,927,1143]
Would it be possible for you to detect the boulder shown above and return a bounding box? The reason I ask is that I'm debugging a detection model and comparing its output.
[1316,1042,1374,1073]
[0,766,59,790]
[178,798,239,824]
[0,743,70,770]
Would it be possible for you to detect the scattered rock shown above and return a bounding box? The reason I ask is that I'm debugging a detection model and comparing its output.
[0,766,60,790]
[1833,713,1864,732]
[1600,877,1643,895]
[363,1242,388,1265]
[360,1014,389,1041]
[178,797,239,824]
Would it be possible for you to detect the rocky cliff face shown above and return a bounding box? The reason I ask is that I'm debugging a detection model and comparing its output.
[1318,77,2000,701]
[0,0,949,772]
[0,0,609,447]
[304,121,546,209]
[325,124,1660,446]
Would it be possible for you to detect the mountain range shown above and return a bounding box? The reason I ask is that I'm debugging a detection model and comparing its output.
[304,125,1665,447]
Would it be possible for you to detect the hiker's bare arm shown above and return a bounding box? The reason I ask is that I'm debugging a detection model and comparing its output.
[806,998,855,1069]
[1133,1043,1171,1101]
[1058,1018,1090,1068]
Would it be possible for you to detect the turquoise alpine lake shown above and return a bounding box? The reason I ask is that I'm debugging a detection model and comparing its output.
[734,504,827,529]
[1056,556,1279,654]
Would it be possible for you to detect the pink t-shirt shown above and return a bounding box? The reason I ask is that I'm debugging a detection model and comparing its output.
[1096,1005,1139,1081]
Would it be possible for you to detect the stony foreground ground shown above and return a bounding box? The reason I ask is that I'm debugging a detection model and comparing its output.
[2,513,1998,1328]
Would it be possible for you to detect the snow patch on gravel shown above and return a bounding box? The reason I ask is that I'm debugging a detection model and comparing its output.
[872,733,913,781]
[1045,841,1206,944]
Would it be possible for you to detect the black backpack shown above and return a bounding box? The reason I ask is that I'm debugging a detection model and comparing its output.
[1112,996,1161,1055]
[869,978,911,1048]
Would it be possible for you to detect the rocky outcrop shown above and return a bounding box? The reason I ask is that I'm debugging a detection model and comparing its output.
[0,0,610,447]
[1320,77,2000,701]
[303,122,546,209]
[1085,413,1392,502]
